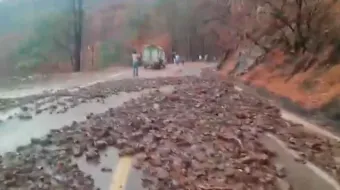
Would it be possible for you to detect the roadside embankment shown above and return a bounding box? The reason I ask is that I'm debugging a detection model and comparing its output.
[219,49,340,131]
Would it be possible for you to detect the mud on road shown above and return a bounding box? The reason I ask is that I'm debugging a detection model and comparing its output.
[1,68,340,189]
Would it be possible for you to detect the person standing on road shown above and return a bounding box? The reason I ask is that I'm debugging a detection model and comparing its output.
[175,54,180,65]
[172,51,176,63]
[132,50,140,77]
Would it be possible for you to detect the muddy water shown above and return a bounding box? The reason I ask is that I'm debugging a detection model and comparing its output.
[0,87,174,155]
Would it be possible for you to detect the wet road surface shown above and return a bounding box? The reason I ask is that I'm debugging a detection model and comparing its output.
[0,63,206,99]
[0,63,211,190]
[0,67,125,98]
[0,90,152,154]
[1,62,339,190]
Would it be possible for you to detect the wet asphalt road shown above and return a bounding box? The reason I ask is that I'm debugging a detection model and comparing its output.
[1,62,337,190]
[0,63,209,99]
[0,63,213,190]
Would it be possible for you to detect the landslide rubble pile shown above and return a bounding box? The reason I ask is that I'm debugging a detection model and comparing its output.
[0,69,339,189]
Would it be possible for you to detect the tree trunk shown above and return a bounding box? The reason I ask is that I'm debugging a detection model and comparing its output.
[72,0,83,72]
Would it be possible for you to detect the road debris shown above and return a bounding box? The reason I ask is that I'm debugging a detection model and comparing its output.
[0,69,339,189]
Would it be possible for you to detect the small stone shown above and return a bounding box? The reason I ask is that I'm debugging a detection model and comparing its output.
[275,163,286,178]
[73,147,84,157]
[94,140,108,150]
[235,112,247,119]
[85,150,100,161]
[31,138,41,144]
[101,167,112,173]
[294,154,306,164]
[35,109,43,114]
[18,112,33,120]
[21,106,29,112]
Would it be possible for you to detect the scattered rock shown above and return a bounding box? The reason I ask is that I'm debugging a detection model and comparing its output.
[35,109,43,114]
[275,163,286,178]
[85,150,100,161]
[18,112,33,120]
[94,140,108,150]
[0,69,338,190]
[21,106,29,112]
[73,146,84,157]
[101,167,112,173]
[294,154,306,164]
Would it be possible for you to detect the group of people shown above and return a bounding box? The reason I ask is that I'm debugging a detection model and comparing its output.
[131,50,185,77]
[198,54,209,61]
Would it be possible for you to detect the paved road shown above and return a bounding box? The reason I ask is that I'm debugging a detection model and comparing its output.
[1,62,339,190]
[0,62,214,190]
[0,63,209,98]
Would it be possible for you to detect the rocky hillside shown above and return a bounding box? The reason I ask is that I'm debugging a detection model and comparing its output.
[215,0,340,127]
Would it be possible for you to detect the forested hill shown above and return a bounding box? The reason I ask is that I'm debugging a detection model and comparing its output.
[0,0,127,36]
[0,0,157,75]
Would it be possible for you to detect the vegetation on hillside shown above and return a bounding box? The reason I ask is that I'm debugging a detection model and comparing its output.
[207,0,340,76]
[2,0,340,79]
[200,0,340,121]
[10,14,73,71]
[0,0,138,75]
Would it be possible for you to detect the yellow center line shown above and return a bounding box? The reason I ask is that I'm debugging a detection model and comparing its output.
[110,156,133,190]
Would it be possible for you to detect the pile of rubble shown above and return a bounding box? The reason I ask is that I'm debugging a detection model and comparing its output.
[0,69,339,189]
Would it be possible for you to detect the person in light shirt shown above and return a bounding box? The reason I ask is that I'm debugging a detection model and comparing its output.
[175,54,180,65]
[132,50,140,77]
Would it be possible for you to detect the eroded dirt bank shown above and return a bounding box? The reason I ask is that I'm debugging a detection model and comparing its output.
[1,68,340,189]
[220,50,340,128]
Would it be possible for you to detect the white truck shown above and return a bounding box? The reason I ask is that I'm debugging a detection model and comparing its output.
[141,44,166,69]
